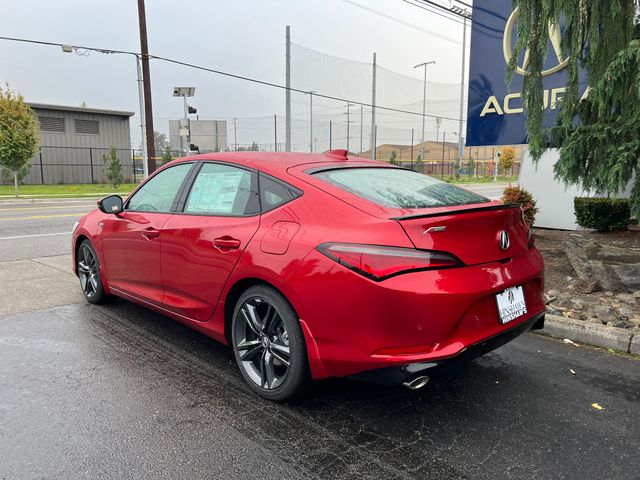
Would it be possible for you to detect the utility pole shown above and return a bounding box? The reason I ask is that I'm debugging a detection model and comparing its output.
[410,128,414,162]
[234,117,237,151]
[137,0,156,173]
[274,114,278,152]
[457,12,470,167]
[308,91,314,153]
[359,105,363,155]
[436,117,442,142]
[346,103,352,152]
[135,56,148,177]
[414,60,436,163]
[285,26,292,152]
[370,52,377,159]
[329,121,332,150]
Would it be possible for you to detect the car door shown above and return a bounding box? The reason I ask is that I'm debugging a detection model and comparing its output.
[160,162,261,321]
[101,162,194,304]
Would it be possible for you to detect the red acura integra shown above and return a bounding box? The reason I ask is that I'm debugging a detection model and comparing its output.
[72,150,545,401]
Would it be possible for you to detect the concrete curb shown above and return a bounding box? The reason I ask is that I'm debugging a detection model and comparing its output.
[537,314,637,354]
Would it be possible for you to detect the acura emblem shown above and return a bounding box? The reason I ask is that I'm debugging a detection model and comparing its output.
[498,231,510,251]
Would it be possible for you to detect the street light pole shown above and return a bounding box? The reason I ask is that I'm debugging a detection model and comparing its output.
[308,91,315,153]
[414,60,436,161]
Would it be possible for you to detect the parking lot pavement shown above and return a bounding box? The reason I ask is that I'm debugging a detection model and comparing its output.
[1,297,639,479]
[0,254,83,317]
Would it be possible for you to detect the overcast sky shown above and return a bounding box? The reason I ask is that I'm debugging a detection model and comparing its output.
[0,0,469,148]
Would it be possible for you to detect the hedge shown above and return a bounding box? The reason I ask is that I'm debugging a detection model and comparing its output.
[574,197,630,231]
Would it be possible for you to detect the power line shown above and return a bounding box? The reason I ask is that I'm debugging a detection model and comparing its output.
[0,35,466,123]
[339,0,462,45]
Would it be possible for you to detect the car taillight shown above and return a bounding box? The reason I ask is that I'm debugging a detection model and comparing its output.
[316,243,463,281]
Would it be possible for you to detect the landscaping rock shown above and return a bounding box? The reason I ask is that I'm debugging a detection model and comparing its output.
[573,279,599,294]
[618,305,634,319]
[616,293,637,305]
[611,320,634,329]
[594,305,617,324]
[564,236,640,292]
[633,290,640,299]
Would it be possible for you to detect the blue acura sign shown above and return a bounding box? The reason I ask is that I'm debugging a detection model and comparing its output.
[466,0,588,146]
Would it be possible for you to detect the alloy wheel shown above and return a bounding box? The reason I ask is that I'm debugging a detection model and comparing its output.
[234,297,291,390]
[77,244,99,299]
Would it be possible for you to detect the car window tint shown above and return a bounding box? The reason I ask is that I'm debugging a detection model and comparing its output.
[127,163,192,212]
[259,174,300,212]
[185,163,258,215]
[312,168,489,209]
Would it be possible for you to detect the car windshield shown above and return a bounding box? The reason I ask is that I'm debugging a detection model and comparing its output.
[312,167,490,209]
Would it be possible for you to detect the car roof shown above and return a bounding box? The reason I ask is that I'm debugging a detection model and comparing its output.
[172,150,385,178]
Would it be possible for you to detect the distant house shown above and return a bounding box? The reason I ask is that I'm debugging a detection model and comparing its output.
[23,103,134,184]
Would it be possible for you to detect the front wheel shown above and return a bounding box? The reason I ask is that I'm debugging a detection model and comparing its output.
[231,285,311,401]
[77,239,111,304]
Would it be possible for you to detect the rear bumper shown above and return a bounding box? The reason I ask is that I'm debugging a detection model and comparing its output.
[349,312,545,385]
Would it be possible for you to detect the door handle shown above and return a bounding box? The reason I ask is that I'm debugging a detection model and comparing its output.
[213,236,241,251]
[141,227,160,240]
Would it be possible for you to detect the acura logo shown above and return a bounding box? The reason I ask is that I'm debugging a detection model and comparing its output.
[503,7,569,76]
[498,231,510,251]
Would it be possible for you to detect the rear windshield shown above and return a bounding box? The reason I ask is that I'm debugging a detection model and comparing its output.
[312,167,489,209]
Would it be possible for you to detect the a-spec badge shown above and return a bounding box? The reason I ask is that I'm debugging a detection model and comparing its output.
[422,226,446,235]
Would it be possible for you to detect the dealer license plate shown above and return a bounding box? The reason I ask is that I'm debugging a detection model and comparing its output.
[496,286,527,324]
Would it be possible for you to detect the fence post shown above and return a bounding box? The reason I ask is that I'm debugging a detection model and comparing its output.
[39,148,44,184]
[89,148,95,184]
[132,149,137,183]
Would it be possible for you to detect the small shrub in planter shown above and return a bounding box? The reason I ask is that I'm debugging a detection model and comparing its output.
[502,185,538,227]
[574,197,630,231]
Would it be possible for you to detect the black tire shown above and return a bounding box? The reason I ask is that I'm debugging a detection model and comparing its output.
[231,285,311,401]
[76,239,111,304]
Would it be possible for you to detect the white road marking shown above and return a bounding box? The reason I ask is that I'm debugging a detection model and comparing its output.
[0,232,70,241]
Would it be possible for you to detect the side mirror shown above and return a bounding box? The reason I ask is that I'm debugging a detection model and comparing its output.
[98,195,123,214]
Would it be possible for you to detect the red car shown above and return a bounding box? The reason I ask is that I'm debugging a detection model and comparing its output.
[72,150,545,401]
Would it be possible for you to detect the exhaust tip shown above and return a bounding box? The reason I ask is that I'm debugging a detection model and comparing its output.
[402,375,430,390]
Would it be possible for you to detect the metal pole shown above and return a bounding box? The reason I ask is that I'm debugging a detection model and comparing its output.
[359,105,363,155]
[274,114,278,152]
[39,148,44,184]
[309,92,313,153]
[89,148,94,184]
[234,117,237,151]
[135,55,148,178]
[181,94,189,155]
[441,132,446,179]
[285,26,291,152]
[411,128,414,161]
[457,15,468,166]
[346,103,351,152]
[369,52,377,159]
[329,121,332,150]
[374,125,378,160]
[420,64,427,161]
[136,0,156,173]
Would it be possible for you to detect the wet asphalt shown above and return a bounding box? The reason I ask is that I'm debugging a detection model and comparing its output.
[1,299,639,480]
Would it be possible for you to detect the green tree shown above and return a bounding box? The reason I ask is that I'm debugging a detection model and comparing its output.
[389,150,398,165]
[103,146,124,189]
[415,154,424,173]
[162,145,173,165]
[508,0,640,216]
[0,86,40,196]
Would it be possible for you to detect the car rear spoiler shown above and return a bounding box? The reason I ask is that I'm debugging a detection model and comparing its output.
[390,203,521,221]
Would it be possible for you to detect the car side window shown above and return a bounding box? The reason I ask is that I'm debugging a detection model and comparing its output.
[127,163,193,213]
[184,163,259,216]
[259,174,301,212]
